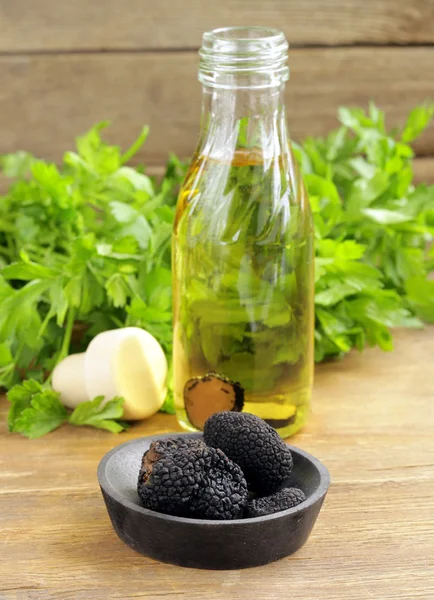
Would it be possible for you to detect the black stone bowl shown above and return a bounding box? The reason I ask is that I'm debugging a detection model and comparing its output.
[97,433,330,570]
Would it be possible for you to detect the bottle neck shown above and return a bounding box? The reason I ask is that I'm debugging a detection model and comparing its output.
[196,83,290,163]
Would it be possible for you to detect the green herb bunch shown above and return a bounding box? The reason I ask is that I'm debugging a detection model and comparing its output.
[1,103,433,437]
[294,103,434,360]
[0,123,186,435]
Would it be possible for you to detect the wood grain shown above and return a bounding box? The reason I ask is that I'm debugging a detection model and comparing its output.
[1,0,434,51]
[0,47,433,166]
[1,328,434,599]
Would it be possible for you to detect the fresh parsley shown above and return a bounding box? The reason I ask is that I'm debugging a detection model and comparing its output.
[68,395,128,433]
[7,379,128,438]
[1,103,433,435]
[294,102,434,360]
[0,124,186,431]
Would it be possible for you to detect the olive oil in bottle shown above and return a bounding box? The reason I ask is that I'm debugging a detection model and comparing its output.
[172,27,314,438]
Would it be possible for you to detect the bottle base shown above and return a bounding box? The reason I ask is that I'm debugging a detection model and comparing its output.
[175,404,308,439]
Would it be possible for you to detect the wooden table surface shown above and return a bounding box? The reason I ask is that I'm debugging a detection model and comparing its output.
[1,329,434,600]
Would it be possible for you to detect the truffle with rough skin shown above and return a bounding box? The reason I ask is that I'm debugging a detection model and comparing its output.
[204,411,293,494]
[142,437,203,457]
[184,372,244,431]
[245,487,306,518]
[137,436,248,519]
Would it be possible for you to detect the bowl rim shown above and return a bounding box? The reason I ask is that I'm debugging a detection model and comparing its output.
[98,432,330,526]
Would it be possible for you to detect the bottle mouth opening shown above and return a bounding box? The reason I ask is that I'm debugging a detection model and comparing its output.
[199,26,289,89]
[203,26,287,50]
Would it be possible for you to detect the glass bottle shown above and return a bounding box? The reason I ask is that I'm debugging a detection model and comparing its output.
[172,27,314,438]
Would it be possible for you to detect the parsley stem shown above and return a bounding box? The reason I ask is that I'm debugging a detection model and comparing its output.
[58,307,77,364]
[121,125,149,164]
[46,307,77,386]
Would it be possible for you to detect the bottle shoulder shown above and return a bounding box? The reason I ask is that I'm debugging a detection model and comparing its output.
[174,150,312,245]
[177,149,308,208]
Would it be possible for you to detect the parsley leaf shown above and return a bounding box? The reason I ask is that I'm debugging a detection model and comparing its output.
[8,383,68,439]
[69,396,128,433]
[7,379,43,431]
[7,379,129,438]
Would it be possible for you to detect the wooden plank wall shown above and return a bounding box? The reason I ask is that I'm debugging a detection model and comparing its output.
[0,0,433,177]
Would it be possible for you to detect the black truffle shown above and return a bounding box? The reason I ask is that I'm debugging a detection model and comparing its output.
[203,412,293,494]
[245,488,306,518]
[137,437,248,520]
[184,372,244,431]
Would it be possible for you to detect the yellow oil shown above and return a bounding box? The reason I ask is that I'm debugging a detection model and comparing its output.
[173,149,314,438]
